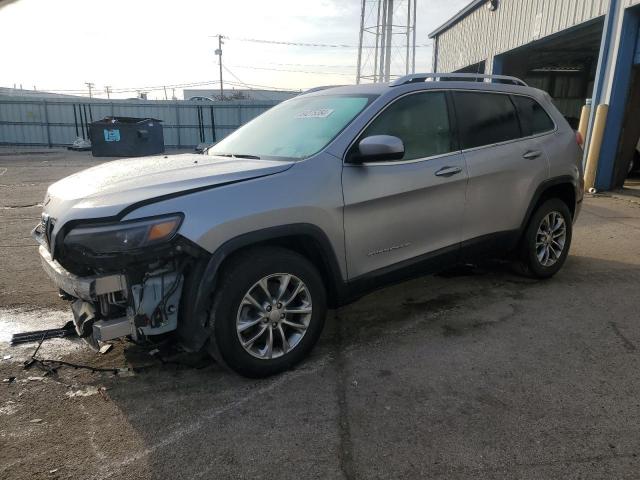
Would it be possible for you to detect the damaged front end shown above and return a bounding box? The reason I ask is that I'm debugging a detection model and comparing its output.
[33,213,203,349]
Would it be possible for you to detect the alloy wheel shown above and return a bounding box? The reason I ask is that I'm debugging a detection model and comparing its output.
[236,273,312,359]
[535,211,567,267]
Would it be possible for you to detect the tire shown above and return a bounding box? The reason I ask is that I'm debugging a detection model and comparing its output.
[515,198,573,279]
[207,247,327,378]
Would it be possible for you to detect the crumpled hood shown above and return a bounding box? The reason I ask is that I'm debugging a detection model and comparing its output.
[44,153,294,221]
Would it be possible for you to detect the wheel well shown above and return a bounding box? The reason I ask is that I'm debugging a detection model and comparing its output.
[216,235,342,308]
[534,183,576,219]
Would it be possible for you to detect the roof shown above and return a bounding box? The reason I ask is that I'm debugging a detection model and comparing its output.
[303,78,543,101]
[303,83,390,96]
[428,0,485,39]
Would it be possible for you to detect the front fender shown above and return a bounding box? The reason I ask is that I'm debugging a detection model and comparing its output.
[176,223,346,351]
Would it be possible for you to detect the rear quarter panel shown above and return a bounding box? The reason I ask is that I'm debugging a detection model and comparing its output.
[541,94,584,204]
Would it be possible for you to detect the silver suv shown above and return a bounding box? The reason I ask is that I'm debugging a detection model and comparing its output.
[33,73,584,377]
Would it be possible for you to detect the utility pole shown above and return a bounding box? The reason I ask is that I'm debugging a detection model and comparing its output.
[163,85,168,100]
[357,0,416,83]
[356,0,366,84]
[383,0,393,82]
[411,0,417,73]
[105,85,111,99]
[85,82,94,99]
[378,0,387,82]
[215,34,224,100]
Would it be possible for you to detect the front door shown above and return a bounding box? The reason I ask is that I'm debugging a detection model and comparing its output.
[342,91,467,280]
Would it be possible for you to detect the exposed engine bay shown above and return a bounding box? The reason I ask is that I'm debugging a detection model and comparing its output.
[71,264,184,346]
[37,243,188,347]
[32,210,204,349]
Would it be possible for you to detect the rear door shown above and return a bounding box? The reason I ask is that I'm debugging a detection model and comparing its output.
[342,90,467,279]
[453,91,551,247]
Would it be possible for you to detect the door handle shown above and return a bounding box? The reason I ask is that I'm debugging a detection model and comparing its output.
[523,150,542,160]
[435,166,463,177]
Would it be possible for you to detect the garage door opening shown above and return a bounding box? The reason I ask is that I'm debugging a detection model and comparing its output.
[618,66,640,191]
[495,19,604,127]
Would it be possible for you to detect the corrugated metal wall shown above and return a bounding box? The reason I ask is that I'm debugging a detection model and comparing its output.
[435,0,611,73]
[0,97,281,147]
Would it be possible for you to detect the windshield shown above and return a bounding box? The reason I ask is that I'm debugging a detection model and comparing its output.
[208,94,375,160]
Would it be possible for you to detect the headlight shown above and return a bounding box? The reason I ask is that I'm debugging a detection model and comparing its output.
[63,214,183,254]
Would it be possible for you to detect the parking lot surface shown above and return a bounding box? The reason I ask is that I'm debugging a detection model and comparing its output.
[1,149,640,480]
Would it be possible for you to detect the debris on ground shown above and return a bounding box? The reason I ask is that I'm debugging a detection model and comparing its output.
[65,386,100,398]
[0,401,18,415]
[67,137,91,151]
[10,321,77,346]
[99,344,113,355]
[98,386,109,401]
[3,355,11,360]
[3,377,16,383]
[30,418,43,423]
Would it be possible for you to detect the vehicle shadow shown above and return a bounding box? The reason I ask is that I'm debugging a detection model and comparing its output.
[61,254,640,479]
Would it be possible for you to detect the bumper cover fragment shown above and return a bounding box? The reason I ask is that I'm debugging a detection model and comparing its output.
[38,245,127,301]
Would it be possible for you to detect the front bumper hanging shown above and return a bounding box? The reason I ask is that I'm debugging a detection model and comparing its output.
[38,246,127,302]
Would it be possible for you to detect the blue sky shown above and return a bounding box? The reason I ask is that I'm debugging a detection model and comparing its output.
[0,0,469,99]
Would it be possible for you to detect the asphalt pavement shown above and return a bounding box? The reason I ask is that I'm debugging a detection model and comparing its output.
[1,149,640,480]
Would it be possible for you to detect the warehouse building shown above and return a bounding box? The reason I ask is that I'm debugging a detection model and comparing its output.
[430,0,640,191]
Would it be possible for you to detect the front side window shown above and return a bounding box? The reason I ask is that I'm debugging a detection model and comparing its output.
[453,92,521,149]
[207,94,374,160]
[357,91,454,161]
[511,95,555,136]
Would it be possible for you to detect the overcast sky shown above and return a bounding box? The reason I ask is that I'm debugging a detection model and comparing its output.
[0,0,469,99]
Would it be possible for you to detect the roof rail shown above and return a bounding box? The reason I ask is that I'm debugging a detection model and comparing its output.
[390,73,528,87]
[303,85,345,94]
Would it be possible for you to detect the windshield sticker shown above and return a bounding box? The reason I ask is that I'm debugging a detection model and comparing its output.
[295,108,334,119]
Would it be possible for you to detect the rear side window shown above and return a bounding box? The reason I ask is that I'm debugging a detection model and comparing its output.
[360,91,453,161]
[453,92,520,149]
[511,95,555,136]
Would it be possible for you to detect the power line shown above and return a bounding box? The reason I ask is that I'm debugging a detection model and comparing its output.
[222,66,271,100]
[229,64,354,77]
[84,82,94,98]
[268,61,356,69]
[23,79,301,97]
[222,35,432,49]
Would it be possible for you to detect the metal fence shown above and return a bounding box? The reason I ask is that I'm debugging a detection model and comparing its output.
[0,96,281,148]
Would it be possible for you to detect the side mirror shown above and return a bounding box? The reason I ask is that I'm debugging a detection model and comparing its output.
[352,135,405,163]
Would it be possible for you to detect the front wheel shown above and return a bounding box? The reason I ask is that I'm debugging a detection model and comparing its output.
[207,247,327,378]
[516,199,573,278]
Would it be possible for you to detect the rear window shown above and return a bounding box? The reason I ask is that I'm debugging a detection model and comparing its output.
[511,95,555,136]
[453,92,521,150]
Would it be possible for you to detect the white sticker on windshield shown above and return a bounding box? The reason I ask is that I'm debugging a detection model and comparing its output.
[295,108,334,119]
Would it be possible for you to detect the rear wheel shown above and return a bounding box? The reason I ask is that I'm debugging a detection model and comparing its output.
[207,247,326,378]
[515,199,573,278]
